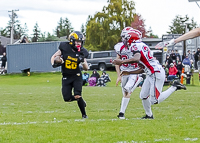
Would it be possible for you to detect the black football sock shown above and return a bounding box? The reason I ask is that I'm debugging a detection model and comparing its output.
[77,97,86,116]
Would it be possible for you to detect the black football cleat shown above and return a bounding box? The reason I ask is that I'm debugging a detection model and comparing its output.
[141,114,154,119]
[117,112,125,119]
[172,80,186,90]
[82,115,88,119]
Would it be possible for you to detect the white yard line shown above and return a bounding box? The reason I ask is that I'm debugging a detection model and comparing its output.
[0,120,63,125]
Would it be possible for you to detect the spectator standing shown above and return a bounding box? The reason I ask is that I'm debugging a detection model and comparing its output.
[166,50,171,57]
[187,50,193,61]
[182,56,191,67]
[165,55,173,69]
[1,52,7,74]
[175,50,181,61]
[170,50,176,61]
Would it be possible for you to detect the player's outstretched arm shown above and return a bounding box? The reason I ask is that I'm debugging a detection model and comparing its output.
[175,27,200,43]
[155,27,200,49]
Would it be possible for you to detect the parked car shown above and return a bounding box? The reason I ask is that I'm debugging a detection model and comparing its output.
[86,50,117,71]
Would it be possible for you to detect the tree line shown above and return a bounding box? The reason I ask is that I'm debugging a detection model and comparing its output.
[0,0,197,51]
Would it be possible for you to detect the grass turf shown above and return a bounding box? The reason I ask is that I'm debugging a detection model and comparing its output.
[0,71,200,143]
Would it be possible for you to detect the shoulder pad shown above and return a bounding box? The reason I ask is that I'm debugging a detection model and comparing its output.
[81,47,89,58]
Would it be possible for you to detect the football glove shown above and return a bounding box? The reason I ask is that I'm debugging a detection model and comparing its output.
[52,63,62,68]
[79,52,85,63]
[155,39,175,49]
[52,56,64,68]
[164,39,175,47]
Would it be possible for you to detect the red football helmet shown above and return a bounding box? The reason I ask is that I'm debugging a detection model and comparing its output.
[121,27,142,47]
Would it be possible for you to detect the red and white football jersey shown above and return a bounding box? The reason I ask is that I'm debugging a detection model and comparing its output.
[114,42,140,72]
[131,42,163,75]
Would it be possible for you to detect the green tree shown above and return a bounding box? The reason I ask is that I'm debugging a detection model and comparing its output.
[85,0,136,51]
[55,17,74,38]
[44,32,60,41]
[38,32,67,42]
[0,27,7,37]
[81,23,85,35]
[38,32,46,42]
[14,23,25,39]
[1,19,25,39]
[32,22,41,42]
[0,10,29,39]
[167,15,197,34]
[23,23,29,37]
[146,27,158,38]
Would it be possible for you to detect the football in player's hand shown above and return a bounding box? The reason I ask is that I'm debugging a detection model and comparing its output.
[54,56,63,64]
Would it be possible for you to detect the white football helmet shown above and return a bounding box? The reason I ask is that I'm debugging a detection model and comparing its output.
[120,27,142,47]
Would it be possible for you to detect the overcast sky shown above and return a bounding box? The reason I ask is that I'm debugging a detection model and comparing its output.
[0,0,200,38]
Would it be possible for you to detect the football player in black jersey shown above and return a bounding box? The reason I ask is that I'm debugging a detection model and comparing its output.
[51,31,89,119]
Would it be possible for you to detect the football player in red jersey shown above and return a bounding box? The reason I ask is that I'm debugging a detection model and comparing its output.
[114,27,144,119]
[113,28,186,119]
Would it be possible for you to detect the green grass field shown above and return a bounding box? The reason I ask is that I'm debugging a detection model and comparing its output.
[0,71,200,143]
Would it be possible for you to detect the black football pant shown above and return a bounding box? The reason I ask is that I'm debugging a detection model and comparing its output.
[62,74,86,116]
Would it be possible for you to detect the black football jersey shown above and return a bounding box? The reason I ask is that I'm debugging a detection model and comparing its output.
[59,42,89,75]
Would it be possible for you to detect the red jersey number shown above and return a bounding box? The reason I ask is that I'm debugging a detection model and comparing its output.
[143,46,153,60]
[121,55,138,68]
